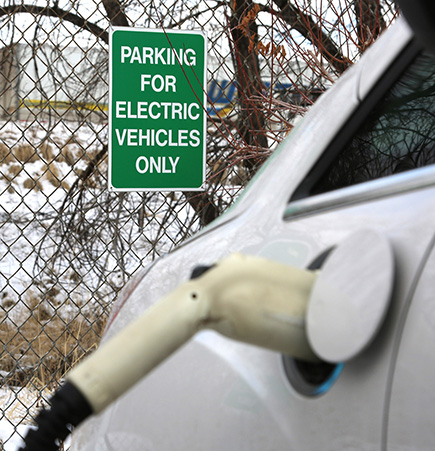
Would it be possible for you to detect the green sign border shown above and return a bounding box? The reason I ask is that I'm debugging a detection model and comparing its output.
[108,27,207,191]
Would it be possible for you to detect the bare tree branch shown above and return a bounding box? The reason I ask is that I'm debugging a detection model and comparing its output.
[271,0,352,73]
[0,4,109,43]
[354,0,386,51]
[101,0,129,27]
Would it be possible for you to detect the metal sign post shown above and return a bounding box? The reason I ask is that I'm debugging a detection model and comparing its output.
[109,28,207,191]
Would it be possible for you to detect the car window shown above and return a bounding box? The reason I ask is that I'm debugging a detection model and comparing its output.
[310,52,435,196]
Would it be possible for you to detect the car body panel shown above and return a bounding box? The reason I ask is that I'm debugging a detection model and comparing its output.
[387,235,435,451]
[72,171,435,450]
[357,19,413,100]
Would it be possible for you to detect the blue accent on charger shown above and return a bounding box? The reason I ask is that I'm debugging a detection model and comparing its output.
[313,363,345,396]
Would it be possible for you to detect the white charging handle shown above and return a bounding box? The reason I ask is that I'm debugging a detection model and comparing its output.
[307,229,394,363]
[67,253,318,414]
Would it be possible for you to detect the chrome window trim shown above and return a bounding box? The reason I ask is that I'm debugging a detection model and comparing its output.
[284,165,435,221]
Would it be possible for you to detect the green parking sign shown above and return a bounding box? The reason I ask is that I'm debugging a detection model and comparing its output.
[109,28,207,191]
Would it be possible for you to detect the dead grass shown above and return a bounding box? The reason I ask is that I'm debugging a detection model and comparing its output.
[0,381,51,426]
[11,144,39,163]
[43,162,71,190]
[38,143,54,163]
[21,163,70,191]
[60,144,87,166]
[0,141,76,166]
[1,163,21,183]
[43,162,61,187]
[23,177,42,191]
[0,141,80,192]
[0,300,107,389]
[0,143,13,164]
[7,163,22,178]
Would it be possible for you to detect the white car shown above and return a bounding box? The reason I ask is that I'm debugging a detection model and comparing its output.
[21,10,435,451]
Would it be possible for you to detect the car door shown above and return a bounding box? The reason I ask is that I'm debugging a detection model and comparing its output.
[272,44,435,450]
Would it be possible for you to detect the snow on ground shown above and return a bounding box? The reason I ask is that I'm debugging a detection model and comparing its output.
[0,386,40,450]
[0,384,72,450]
[0,119,105,313]
[0,119,105,449]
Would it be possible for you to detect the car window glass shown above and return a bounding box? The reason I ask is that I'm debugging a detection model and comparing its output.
[312,53,435,196]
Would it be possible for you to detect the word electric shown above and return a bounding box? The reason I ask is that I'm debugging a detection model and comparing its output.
[115,101,200,120]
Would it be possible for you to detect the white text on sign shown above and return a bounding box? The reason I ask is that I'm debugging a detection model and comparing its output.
[120,46,197,66]
[115,101,200,120]
[115,128,201,147]
[136,156,180,174]
[141,74,177,92]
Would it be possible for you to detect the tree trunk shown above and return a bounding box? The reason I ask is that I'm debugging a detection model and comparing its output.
[229,0,269,175]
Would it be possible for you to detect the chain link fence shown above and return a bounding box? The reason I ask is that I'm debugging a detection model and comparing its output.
[0,0,398,448]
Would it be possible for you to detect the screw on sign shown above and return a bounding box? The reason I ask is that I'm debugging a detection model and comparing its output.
[109,28,207,191]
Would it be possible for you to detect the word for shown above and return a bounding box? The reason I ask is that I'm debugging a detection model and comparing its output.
[120,46,197,66]
[136,156,180,174]
[115,128,201,147]
[115,101,200,120]
[141,74,176,92]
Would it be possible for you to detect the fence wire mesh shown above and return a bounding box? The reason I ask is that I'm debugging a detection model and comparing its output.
[0,0,398,448]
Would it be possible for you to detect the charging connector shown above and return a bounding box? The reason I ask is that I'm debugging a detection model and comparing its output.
[19,253,318,449]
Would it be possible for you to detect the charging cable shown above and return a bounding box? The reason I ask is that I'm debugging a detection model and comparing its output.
[19,253,318,450]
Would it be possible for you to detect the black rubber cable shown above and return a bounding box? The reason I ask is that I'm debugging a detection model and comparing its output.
[19,264,213,450]
[18,381,93,451]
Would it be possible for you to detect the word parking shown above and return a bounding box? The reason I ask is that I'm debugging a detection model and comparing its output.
[120,46,197,66]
